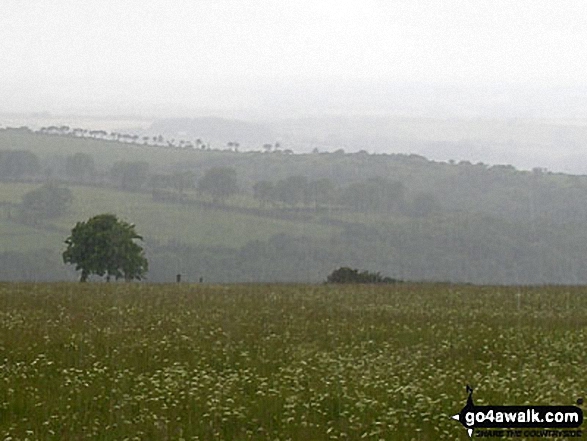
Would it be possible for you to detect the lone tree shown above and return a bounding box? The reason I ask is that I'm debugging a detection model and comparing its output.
[19,182,73,224]
[63,214,148,282]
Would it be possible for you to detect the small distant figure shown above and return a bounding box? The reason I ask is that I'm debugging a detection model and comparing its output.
[466,385,474,406]
[199,277,203,283]
[176,274,181,283]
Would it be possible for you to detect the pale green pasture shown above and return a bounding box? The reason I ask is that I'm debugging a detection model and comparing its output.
[59,186,338,247]
[0,220,62,251]
[0,130,215,169]
[0,183,64,251]
[0,182,37,202]
[0,182,339,250]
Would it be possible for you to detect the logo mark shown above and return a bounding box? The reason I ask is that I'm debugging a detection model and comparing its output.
[451,385,583,438]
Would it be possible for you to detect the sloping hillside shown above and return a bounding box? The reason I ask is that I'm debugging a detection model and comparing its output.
[1,127,587,284]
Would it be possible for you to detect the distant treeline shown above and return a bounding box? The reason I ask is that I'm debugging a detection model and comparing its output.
[0,203,587,284]
[0,148,437,219]
[3,126,587,284]
[139,217,587,284]
[3,212,587,284]
[3,139,587,227]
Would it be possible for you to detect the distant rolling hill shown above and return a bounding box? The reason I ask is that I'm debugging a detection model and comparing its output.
[147,117,275,149]
[146,115,587,174]
[2,127,587,283]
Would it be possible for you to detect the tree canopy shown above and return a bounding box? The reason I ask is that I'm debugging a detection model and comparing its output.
[197,167,239,203]
[65,152,96,183]
[20,183,73,223]
[0,150,40,180]
[326,267,400,284]
[63,214,148,282]
[110,161,150,191]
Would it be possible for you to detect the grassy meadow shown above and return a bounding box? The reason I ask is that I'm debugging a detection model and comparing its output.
[0,182,339,250]
[0,130,195,169]
[0,283,585,440]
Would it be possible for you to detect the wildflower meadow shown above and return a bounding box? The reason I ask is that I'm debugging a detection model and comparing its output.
[0,283,585,440]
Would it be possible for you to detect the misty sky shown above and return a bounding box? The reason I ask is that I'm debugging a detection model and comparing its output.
[2,1,587,116]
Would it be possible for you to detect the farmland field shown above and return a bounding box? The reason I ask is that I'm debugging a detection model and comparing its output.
[0,283,585,440]
[0,183,339,250]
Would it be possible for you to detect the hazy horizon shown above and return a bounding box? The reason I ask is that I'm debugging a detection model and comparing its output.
[3,1,587,173]
[2,1,587,118]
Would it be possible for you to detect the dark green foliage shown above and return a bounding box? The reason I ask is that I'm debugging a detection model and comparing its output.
[19,183,73,223]
[326,267,400,284]
[252,180,275,206]
[110,161,149,191]
[7,129,587,285]
[339,178,405,212]
[274,175,311,206]
[197,167,239,203]
[0,150,40,180]
[148,171,196,198]
[63,214,148,282]
[309,178,336,209]
[252,176,336,209]
[65,152,96,182]
[171,171,196,194]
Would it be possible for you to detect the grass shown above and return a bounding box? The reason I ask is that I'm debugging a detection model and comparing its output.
[0,130,174,167]
[0,220,63,252]
[0,183,65,250]
[0,130,230,171]
[61,187,338,248]
[0,182,38,203]
[0,283,585,440]
[0,183,340,250]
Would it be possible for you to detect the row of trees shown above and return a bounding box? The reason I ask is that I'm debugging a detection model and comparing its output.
[34,125,286,152]
[38,126,205,149]
[12,176,440,237]
[252,175,440,215]
[150,167,439,215]
[0,150,235,203]
[151,167,238,203]
[0,150,93,183]
[2,148,440,217]
[253,177,335,208]
[8,126,587,226]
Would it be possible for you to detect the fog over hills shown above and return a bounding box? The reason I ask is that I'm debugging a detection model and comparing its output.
[2,1,587,172]
[3,107,587,175]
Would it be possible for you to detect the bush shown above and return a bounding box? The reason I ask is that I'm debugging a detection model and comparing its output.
[326,267,400,284]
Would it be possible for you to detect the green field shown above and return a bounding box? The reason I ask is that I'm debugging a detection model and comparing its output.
[0,183,339,250]
[0,130,202,169]
[0,283,585,440]
[0,220,62,252]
